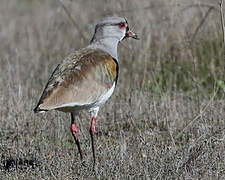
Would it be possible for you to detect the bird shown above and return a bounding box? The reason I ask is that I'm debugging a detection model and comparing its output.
[33,16,138,165]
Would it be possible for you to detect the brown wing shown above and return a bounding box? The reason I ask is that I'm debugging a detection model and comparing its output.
[34,48,118,112]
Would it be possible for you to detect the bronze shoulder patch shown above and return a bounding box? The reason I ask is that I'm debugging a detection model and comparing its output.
[105,57,117,82]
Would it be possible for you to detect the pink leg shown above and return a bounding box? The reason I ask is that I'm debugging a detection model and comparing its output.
[71,124,78,139]
[90,116,96,135]
[90,116,96,165]
[70,113,83,160]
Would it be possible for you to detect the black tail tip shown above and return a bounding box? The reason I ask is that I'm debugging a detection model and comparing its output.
[33,106,48,113]
[33,106,39,113]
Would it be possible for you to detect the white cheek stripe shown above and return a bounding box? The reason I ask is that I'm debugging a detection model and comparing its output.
[120,29,126,41]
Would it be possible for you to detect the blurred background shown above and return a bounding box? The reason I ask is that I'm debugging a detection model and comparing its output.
[0,0,225,179]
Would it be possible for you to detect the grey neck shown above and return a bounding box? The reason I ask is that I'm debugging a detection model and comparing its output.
[89,37,120,60]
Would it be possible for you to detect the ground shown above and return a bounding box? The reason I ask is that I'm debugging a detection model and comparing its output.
[0,0,225,179]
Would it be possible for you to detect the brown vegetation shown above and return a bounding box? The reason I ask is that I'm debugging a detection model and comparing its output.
[0,0,225,179]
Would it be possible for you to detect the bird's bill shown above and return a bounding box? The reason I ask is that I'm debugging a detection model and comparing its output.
[125,30,139,40]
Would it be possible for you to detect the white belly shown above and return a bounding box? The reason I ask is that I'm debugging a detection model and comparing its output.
[94,82,116,107]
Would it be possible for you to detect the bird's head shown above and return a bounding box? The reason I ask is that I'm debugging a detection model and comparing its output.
[91,16,139,43]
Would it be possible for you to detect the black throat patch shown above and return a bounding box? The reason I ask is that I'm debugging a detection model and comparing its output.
[112,57,119,86]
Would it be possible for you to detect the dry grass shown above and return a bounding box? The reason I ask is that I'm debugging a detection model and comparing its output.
[0,0,225,179]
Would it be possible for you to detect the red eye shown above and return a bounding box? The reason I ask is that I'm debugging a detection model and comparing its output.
[118,22,125,29]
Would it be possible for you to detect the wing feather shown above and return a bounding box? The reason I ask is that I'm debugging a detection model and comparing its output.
[34,48,118,112]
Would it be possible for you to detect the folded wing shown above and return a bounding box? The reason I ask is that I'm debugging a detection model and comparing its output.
[34,48,118,112]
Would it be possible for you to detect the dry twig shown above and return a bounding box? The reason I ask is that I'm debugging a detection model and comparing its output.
[175,88,218,140]
[220,0,225,64]
[57,0,88,42]
[191,7,214,43]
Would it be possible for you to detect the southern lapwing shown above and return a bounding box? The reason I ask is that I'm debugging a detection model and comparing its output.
[33,16,138,165]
